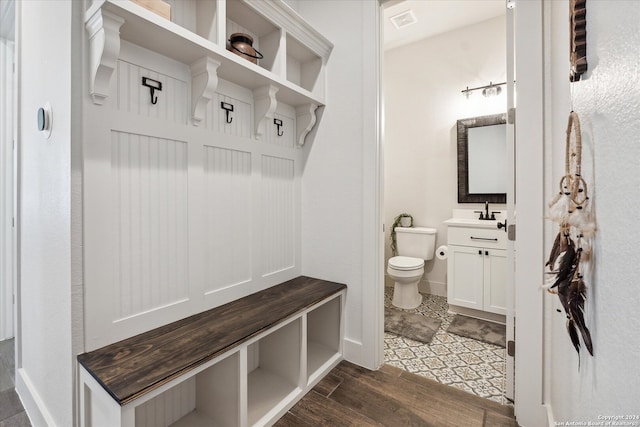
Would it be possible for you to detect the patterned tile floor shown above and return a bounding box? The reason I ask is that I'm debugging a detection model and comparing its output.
[384,287,509,405]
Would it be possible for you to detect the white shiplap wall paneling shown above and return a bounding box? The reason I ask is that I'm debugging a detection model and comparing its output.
[84,20,306,349]
[203,146,253,294]
[265,103,295,148]
[261,155,295,277]
[117,41,190,124]
[134,377,196,427]
[111,131,189,320]
[205,79,253,138]
[116,59,188,124]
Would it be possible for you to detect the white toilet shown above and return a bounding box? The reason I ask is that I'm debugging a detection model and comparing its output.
[388,226,437,310]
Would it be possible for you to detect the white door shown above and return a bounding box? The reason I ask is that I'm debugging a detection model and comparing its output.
[504,0,516,402]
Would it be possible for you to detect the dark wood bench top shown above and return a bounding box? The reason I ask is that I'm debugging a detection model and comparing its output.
[78,276,346,405]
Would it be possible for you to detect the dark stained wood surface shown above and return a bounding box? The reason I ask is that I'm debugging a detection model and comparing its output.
[78,276,346,405]
[276,361,519,427]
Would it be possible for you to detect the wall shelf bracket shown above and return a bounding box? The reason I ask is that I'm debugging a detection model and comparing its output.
[85,8,124,105]
[253,85,279,139]
[296,103,318,147]
[190,56,220,126]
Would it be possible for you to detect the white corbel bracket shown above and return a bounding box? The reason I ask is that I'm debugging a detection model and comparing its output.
[190,57,220,126]
[295,103,318,147]
[86,9,124,105]
[253,85,279,139]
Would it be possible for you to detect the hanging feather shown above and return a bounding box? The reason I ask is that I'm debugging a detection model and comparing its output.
[549,239,579,292]
[568,206,597,237]
[546,230,569,268]
[567,277,594,355]
[547,191,575,224]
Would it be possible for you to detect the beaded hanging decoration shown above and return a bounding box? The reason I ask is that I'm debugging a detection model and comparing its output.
[544,111,595,358]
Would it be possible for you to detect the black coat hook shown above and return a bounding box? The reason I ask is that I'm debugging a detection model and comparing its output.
[274,118,283,136]
[142,77,162,105]
[221,102,234,123]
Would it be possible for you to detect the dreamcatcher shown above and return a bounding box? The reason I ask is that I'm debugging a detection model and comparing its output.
[543,111,595,357]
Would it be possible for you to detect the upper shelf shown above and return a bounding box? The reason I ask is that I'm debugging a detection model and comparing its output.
[85,0,333,108]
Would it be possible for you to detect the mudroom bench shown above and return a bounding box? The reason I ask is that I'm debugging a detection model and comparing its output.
[78,276,346,427]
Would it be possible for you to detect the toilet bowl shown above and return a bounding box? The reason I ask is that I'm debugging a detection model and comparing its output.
[387,226,437,310]
[387,256,424,310]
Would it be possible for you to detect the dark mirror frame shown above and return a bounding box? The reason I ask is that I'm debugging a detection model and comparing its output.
[457,113,507,204]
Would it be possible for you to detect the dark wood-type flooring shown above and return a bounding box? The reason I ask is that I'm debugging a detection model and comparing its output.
[276,361,519,427]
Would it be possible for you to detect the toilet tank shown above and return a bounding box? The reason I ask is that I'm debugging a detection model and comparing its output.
[395,227,437,260]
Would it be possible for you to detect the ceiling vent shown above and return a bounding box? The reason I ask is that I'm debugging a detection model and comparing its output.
[390,10,417,29]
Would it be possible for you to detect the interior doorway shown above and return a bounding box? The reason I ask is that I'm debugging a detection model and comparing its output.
[380,0,512,405]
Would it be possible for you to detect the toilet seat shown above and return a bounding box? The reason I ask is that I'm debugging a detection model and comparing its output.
[388,256,424,271]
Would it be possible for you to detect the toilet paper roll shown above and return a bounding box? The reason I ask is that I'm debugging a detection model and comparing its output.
[436,245,448,260]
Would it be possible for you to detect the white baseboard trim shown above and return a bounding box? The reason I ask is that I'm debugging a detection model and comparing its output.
[545,403,556,427]
[15,368,57,427]
[342,336,381,370]
[418,279,446,297]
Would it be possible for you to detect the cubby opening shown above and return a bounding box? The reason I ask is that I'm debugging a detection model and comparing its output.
[247,319,302,425]
[226,0,282,73]
[286,33,322,94]
[134,352,241,427]
[307,295,341,383]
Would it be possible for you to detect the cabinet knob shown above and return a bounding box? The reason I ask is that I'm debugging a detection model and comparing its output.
[478,250,482,255]
[485,250,489,256]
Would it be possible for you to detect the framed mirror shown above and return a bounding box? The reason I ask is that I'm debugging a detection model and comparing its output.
[457,113,507,203]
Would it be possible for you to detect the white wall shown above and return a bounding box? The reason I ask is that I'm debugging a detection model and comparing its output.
[16,1,83,425]
[384,16,506,295]
[545,0,640,421]
[297,0,382,369]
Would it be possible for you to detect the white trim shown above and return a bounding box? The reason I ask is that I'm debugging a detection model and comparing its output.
[513,0,546,425]
[361,0,384,371]
[15,368,57,427]
[0,30,14,341]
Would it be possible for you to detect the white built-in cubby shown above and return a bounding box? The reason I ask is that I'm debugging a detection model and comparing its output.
[78,279,345,427]
[85,0,332,143]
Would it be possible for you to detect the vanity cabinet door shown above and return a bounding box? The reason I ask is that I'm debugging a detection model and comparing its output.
[483,249,507,315]
[447,245,484,311]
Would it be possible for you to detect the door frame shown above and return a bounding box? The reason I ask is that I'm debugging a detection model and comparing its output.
[375,0,546,424]
[0,0,15,342]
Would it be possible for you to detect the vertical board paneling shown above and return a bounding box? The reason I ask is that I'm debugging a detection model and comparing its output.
[116,60,188,124]
[261,155,295,275]
[134,377,195,427]
[204,146,252,292]
[111,131,189,320]
[265,113,295,148]
[206,93,251,137]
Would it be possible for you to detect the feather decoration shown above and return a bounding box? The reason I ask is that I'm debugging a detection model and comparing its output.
[547,192,575,223]
[568,206,597,237]
[546,230,569,268]
[567,277,594,355]
[544,111,595,363]
[549,239,579,291]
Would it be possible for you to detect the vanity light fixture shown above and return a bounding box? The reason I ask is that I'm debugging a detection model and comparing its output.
[461,81,506,98]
